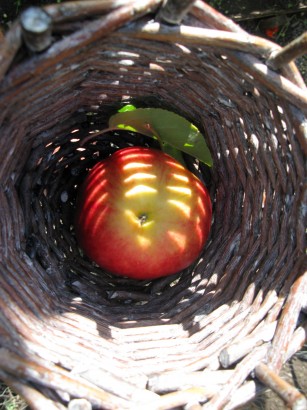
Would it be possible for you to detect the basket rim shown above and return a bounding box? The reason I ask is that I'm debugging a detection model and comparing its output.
[0,0,306,113]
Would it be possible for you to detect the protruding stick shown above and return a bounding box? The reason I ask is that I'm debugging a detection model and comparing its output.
[157,0,196,24]
[44,0,130,23]
[254,363,307,410]
[267,32,307,70]
[20,6,53,52]
[284,321,307,362]
[0,21,22,80]
[219,321,277,368]
[268,271,307,372]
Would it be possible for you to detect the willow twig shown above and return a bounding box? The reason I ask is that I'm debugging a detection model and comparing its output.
[268,272,307,372]
[284,321,307,362]
[20,7,53,52]
[191,0,245,33]
[254,363,307,410]
[1,0,163,88]
[229,51,307,113]
[202,344,270,409]
[157,0,196,24]
[219,321,277,368]
[0,370,65,410]
[0,21,22,81]
[152,387,211,410]
[148,369,233,393]
[120,22,307,111]
[0,348,129,409]
[267,32,307,70]
[44,0,135,23]
[191,0,305,88]
[120,21,279,58]
[224,381,264,410]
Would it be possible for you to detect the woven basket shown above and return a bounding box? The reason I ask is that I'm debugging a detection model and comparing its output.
[0,1,306,409]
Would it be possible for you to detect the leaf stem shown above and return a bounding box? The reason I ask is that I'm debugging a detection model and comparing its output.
[80,127,120,146]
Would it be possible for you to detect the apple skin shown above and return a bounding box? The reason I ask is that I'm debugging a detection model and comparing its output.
[75,147,212,280]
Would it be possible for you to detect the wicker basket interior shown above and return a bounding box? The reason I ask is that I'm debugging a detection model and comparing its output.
[0,1,306,409]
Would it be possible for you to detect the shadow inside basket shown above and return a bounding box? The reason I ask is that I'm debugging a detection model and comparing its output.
[16,95,214,313]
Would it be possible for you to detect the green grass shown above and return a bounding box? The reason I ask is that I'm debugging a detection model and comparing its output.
[0,383,28,410]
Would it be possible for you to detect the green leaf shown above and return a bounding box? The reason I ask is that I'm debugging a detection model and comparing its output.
[116,124,138,132]
[118,104,137,113]
[109,108,213,167]
[160,143,186,165]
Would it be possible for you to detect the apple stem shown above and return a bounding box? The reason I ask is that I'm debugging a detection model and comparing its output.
[138,214,148,226]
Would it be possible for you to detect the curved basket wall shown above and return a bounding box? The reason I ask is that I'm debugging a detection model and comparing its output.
[0,1,306,409]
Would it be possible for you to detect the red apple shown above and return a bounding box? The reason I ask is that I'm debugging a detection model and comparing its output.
[75,147,212,280]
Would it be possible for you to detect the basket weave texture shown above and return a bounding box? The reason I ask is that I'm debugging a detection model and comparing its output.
[0,1,306,409]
